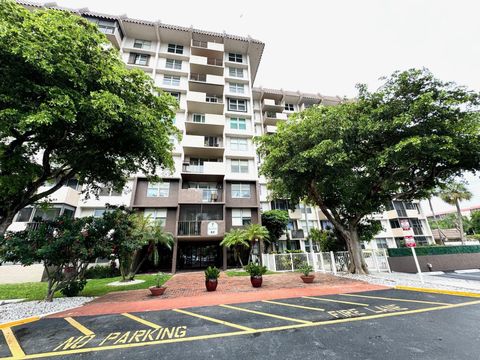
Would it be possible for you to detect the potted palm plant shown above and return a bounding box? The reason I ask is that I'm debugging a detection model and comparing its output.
[244,262,267,287]
[204,266,220,291]
[149,272,166,296]
[299,263,315,283]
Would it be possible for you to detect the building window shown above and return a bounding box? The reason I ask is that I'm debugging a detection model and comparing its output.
[167,43,184,54]
[231,159,249,173]
[230,137,248,151]
[299,220,318,230]
[133,39,151,49]
[230,118,247,130]
[411,218,424,235]
[231,183,251,198]
[229,67,244,78]
[168,92,180,102]
[163,75,181,86]
[394,237,405,247]
[232,209,251,226]
[228,53,243,63]
[144,208,167,227]
[33,208,61,221]
[376,238,388,249]
[228,98,247,112]
[297,204,312,213]
[98,187,122,196]
[192,114,205,123]
[271,199,289,211]
[16,208,33,222]
[166,58,182,70]
[284,103,295,111]
[147,182,170,197]
[128,53,150,66]
[415,236,428,246]
[229,83,244,94]
[95,20,116,34]
[389,219,400,229]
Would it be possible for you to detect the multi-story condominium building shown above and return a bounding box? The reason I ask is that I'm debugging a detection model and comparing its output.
[8,2,434,272]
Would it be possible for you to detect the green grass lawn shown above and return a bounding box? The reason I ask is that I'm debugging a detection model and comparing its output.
[0,274,171,301]
[224,270,278,277]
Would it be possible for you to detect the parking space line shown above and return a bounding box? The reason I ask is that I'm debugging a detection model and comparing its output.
[262,300,325,312]
[340,293,451,305]
[64,317,94,336]
[1,327,26,358]
[173,309,254,331]
[303,296,368,307]
[220,304,313,324]
[121,313,161,329]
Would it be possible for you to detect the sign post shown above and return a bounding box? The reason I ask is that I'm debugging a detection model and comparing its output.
[411,246,424,284]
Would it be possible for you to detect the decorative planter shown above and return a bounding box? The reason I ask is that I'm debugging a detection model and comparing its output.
[250,276,263,288]
[149,286,166,296]
[300,275,315,283]
[205,279,218,292]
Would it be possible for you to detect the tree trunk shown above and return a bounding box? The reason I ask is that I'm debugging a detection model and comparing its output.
[258,239,264,265]
[0,213,15,237]
[456,199,466,245]
[340,227,368,274]
[428,198,445,245]
[45,278,55,302]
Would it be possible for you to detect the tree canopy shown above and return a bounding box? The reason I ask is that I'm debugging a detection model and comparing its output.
[261,210,289,248]
[256,68,480,273]
[0,1,179,233]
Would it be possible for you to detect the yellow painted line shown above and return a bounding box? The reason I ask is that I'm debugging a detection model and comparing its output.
[340,293,450,306]
[262,300,325,312]
[1,327,26,358]
[220,304,312,324]
[173,309,254,331]
[395,286,480,298]
[303,296,368,307]
[4,299,480,359]
[64,317,94,336]
[121,313,161,329]
[0,316,40,330]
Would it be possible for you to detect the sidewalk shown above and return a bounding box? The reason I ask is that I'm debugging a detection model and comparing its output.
[52,272,387,318]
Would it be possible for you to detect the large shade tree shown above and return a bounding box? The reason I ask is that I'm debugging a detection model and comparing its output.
[0,1,179,234]
[256,69,480,274]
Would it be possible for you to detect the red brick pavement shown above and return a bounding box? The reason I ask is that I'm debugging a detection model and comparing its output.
[52,272,388,317]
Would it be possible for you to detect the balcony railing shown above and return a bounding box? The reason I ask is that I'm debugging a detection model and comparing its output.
[178,221,202,236]
[205,95,223,103]
[192,40,208,48]
[207,58,223,66]
[190,73,207,82]
[182,164,204,173]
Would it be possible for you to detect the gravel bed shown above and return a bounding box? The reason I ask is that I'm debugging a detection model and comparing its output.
[338,272,480,293]
[0,297,93,324]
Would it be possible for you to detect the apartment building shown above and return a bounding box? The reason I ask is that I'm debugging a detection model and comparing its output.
[8,2,434,272]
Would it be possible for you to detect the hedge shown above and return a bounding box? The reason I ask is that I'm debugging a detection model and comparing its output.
[388,245,480,257]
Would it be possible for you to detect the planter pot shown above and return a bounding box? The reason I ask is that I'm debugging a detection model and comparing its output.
[250,276,263,288]
[300,275,315,283]
[149,286,166,296]
[205,279,218,292]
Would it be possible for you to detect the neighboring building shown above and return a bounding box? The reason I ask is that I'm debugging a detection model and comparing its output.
[427,205,480,220]
[7,2,434,272]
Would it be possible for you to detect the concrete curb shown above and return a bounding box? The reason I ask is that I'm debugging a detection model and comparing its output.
[454,269,480,274]
[395,285,480,298]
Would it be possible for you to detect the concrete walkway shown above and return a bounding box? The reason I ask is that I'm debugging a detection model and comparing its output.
[52,272,387,317]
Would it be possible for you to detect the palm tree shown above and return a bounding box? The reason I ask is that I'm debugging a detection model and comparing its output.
[439,182,473,245]
[221,228,249,267]
[426,190,446,245]
[243,224,270,265]
[127,214,174,280]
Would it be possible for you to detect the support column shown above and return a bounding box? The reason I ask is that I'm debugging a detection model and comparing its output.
[171,239,178,274]
[222,245,227,270]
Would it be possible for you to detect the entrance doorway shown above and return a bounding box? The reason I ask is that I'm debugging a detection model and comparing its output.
[177,242,222,269]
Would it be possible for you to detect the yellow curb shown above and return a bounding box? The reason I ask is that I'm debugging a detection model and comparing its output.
[0,316,40,329]
[395,286,480,298]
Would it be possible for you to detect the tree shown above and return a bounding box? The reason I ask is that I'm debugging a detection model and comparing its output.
[309,228,346,252]
[0,216,112,301]
[261,210,289,251]
[125,214,174,280]
[469,211,480,235]
[438,182,473,244]
[0,1,179,234]
[256,68,480,274]
[243,224,270,264]
[221,229,249,267]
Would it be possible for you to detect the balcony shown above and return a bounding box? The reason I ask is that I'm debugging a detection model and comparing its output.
[191,40,224,58]
[264,125,277,134]
[182,135,224,157]
[185,114,224,136]
[263,112,288,126]
[190,55,224,76]
[178,188,223,203]
[189,73,224,94]
[262,99,284,112]
[177,220,225,238]
[181,162,225,181]
[187,91,224,114]
[288,209,302,220]
[37,185,80,207]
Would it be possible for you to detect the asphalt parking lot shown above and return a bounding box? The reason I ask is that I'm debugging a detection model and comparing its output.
[435,271,480,282]
[1,288,480,359]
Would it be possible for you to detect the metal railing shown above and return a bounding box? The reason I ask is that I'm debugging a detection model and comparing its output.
[207,58,223,66]
[182,164,204,173]
[177,221,202,236]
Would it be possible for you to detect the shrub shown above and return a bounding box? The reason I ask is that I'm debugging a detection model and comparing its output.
[61,280,87,297]
[298,262,314,276]
[244,263,267,277]
[204,266,220,280]
[84,264,120,279]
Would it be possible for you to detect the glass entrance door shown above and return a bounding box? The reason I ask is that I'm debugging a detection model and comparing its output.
[177,242,221,269]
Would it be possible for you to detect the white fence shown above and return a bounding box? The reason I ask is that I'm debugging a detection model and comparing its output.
[262,249,390,274]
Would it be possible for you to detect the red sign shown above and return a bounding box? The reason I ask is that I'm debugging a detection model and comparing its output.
[400,219,411,231]
[405,236,416,248]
